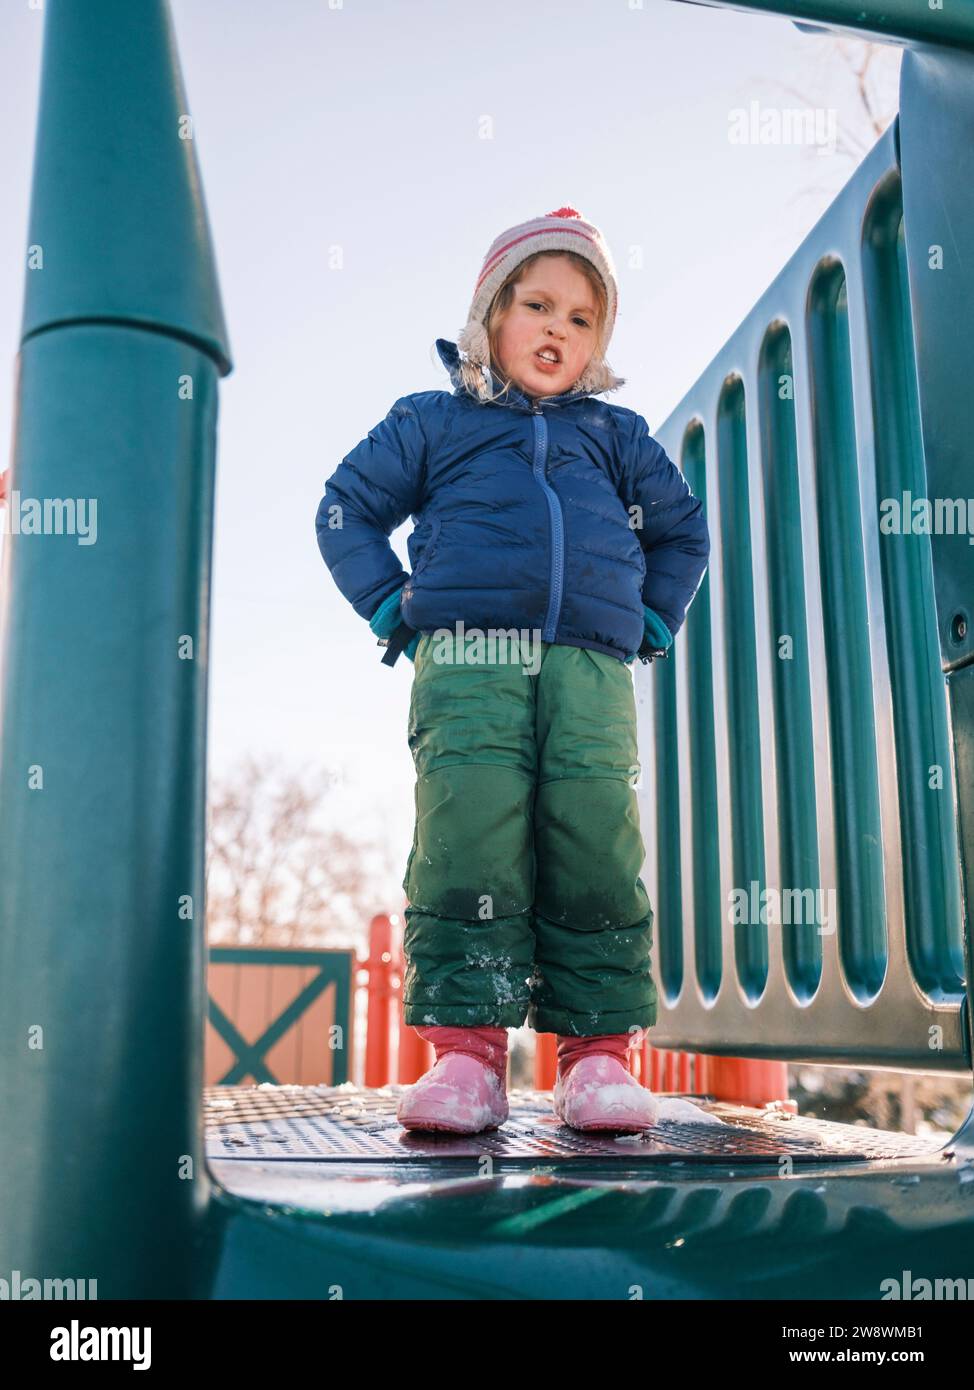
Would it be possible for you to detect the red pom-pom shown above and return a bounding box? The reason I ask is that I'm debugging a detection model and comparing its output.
[546,206,581,219]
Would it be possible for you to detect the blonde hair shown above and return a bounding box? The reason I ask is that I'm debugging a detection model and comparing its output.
[483,251,609,403]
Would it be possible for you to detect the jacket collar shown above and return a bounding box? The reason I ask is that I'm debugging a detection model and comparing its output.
[435,338,596,411]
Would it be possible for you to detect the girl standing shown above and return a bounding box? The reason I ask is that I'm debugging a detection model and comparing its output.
[316,208,710,1133]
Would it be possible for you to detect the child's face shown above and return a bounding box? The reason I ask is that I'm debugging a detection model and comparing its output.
[491,255,600,399]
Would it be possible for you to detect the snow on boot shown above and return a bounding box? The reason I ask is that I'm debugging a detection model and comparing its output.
[397,1051,509,1134]
[553,1053,660,1133]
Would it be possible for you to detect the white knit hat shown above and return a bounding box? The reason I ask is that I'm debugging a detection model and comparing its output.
[456,206,625,401]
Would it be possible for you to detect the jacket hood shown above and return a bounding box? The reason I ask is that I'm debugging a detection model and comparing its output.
[435,338,611,411]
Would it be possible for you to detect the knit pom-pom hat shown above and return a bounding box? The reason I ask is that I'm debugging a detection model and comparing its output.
[455,206,625,401]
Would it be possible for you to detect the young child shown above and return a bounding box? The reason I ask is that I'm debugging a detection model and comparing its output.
[315,207,710,1135]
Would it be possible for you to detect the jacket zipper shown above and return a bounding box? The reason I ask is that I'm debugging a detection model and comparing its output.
[531,402,564,643]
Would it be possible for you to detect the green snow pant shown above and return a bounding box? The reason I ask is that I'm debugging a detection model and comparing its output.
[401,630,658,1036]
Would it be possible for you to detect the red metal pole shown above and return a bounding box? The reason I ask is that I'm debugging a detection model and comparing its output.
[397,1019,432,1085]
[677,1051,691,1091]
[390,912,433,1083]
[705,1057,792,1108]
[695,1052,712,1095]
[534,1032,557,1090]
[364,913,395,1088]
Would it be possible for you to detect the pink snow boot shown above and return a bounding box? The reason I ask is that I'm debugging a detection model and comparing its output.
[553,1033,660,1133]
[397,1025,509,1134]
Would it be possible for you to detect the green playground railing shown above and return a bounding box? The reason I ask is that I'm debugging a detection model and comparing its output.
[641,23,974,1070]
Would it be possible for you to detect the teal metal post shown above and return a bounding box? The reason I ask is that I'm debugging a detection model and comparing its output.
[0,0,231,1297]
[898,41,974,1081]
[675,0,974,49]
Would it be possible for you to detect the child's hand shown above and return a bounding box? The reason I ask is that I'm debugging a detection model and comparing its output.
[620,415,710,641]
[641,604,672,653]
[368,585,420,661]
[627,605,674,664]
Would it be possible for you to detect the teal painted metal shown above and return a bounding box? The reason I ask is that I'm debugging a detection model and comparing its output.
[208,948,355,1085]
[717,378,768,1000]
[638,46,974,1068]
[676,0,974,50]
[681,428,723,1001]
[206,1156,974,1300]
[0,0,231,1299]
[757,326,822,1002]
[19,1,231,371]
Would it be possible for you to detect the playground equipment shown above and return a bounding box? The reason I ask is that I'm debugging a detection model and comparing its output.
[642,67,973,1071]
[1,0,973,1300]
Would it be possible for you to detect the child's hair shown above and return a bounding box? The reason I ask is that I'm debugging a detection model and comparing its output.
[482,250,608,403]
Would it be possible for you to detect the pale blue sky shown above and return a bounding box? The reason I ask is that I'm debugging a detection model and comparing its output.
[0,1,899,907]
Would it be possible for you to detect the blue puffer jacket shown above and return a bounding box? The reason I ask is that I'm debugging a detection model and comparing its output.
[315,338,710,665]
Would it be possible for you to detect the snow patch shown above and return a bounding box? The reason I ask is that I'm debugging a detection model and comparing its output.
[655,1097,727,1126]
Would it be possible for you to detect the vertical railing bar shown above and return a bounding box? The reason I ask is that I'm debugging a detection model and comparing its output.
[682,421,722,1003]
[705,383,739,1001]
[675,534,697,1006]
[809,250,893,997]
[719,376,770,997]
[860,164,966,999]
[758,321,825,999]
[653,632,683,998]
[845,184,911,990]
[635,616,662,1000]
[744,325,787,995]
[790,273,846,1006]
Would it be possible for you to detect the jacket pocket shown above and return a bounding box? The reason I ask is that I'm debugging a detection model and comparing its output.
[628,530,647,578]
[617,506,646,577]
[410,517,442,579]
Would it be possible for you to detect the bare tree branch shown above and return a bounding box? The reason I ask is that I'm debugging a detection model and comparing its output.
[205,754,395,951]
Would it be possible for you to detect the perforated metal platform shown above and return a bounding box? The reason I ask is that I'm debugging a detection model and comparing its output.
[204,1084,950,1166]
